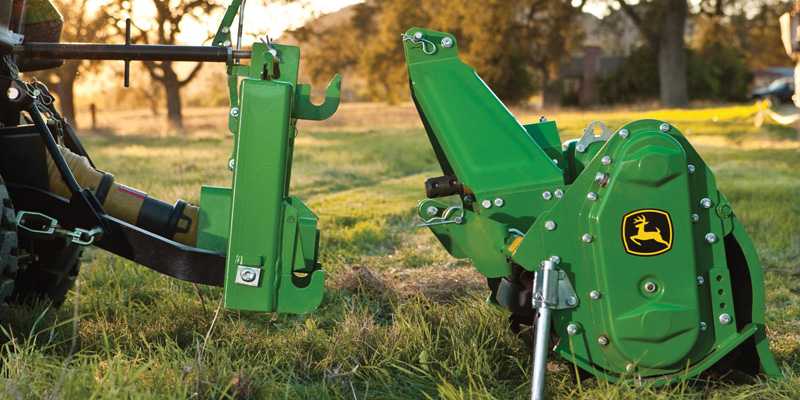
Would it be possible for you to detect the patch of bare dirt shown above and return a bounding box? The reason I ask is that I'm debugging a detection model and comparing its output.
[331,265,487,303]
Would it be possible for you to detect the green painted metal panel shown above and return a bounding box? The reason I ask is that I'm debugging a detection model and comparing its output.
[197,186,232,254]
[524,121,564,168]
[403,28,562,198]
[224,78,291,312]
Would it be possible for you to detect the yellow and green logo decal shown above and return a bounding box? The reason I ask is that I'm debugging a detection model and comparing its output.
[622,209,673,256]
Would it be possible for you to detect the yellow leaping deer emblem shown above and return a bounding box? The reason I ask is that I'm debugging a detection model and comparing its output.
[629,214,669,246]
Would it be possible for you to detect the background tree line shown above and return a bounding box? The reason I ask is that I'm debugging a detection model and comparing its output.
[292,0,585,105]
[294,0,793,108]
[31,0,225,130]
[27,0,799,130]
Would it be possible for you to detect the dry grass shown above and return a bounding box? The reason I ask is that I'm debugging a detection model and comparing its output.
[1,102,798,399]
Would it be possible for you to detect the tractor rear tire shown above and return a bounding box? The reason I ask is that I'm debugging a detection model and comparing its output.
[12,236,82,307]
[0,177,19,305]
[0,177,82,307]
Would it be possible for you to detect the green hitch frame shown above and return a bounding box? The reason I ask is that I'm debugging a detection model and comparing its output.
[196,2,341,314]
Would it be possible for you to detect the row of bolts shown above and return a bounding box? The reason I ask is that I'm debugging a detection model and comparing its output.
[473,123,732,365]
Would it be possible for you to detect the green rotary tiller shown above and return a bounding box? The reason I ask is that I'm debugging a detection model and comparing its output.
[401,28,781,398]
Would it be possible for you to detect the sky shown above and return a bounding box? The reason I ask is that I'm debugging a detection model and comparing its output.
[88,0,361,44]
[90,0,606,46]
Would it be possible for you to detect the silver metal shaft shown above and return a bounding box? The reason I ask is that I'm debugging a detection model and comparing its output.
[531,260,555,400]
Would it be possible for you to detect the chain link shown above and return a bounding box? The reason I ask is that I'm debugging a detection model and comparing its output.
[15,211,103,246]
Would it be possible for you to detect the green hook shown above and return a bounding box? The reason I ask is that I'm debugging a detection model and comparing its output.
[293,74,342,121]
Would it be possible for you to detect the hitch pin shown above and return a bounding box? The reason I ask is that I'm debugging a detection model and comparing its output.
[416,206,464,227]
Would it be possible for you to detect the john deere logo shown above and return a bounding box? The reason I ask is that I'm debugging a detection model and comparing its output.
[622,209,673,256]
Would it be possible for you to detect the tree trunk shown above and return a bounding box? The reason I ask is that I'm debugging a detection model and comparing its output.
[56,61,80,129]
[540,66,562,108]
[163,71,183,130]
[658,0,689,107]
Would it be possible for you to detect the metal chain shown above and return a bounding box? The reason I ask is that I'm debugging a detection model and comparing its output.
[15,211,103,246]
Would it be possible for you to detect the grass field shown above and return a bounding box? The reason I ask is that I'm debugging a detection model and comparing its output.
[1,103,799,399]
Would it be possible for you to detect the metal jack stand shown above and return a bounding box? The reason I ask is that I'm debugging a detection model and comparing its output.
[531,258,577,400]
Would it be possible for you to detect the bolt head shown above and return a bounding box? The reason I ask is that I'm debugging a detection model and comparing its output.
[643,281,658,293]
[481,199,492,209]
[544,220,556,231]
[6,86,19,100]
[705,233,718,244]
[425,206,439,217]
[493,198,504,207]
[221,27,230,33]
[700,321,708,331]
[413,31,423,40]
[230,107,240,117]
[240,269,257,282]
[228,158,236,170]
[576,144,586,153]
[691,213,700,223]
[553,189,564,199]
[539,116,547,123]
[696,276,705,285]
[688,164,696,174]
[618,129,629,138]
[440,36,454,48]
[542,191,553,200]
[549,255,561,264]
[719,313,732,325]
[601,155,612,166]
[597,335,609,346]
[581,233,593,243]
[566,296,578,306]
[700,198,713,209]
[659,123,671,133]
[594,172,609,186]
[566,323,579,336]
[589,290,601,300]
[625,363,635,373]
[223,40,231,47]
[586,192,598,201]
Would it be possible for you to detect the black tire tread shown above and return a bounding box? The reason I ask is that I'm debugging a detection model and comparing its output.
[0,176,82,307]
[0,177,18,303]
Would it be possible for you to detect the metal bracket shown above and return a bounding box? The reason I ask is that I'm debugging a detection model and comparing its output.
[532,267,578,310]
[571,120,613,153]
[234,265,261,287]
[293,74,342,121]
[16,211,56,236]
